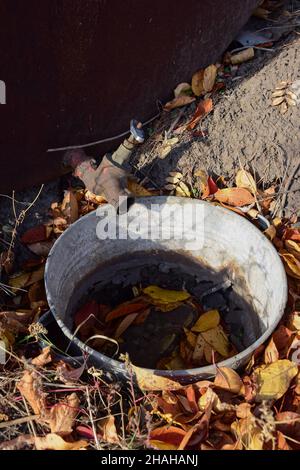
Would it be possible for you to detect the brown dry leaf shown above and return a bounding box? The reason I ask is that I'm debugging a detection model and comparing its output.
[48,393,79,435]
[114,312,139,338]
[61,190,79,224]
[280,250,300,279]
[17,370,47,416]
[214,367,243,394]
[192,64,217,96]
[187,98,213,130]
[235,169,257,194]
[34,433,88,450]
[9,265,45,291]
[163,95,195,111]
[277,431,291,450]
[230,48,254,65]
[191,68,205,96]
[260,186,276,212]
[99,415,120,445]
[236,403,252,419]
[264,225,276,241]
[32,346,52,367]
[127,178,154,196]
[84,190,106,205]
[203,64,218,93]
[253,359,298,402]
[27,241,54,257]
[213,188,255,207]
[264,337,279,364]
[150,425,186,449]
[288,311,300,331]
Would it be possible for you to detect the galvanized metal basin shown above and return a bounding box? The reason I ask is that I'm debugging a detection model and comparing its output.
[45,197,287,384]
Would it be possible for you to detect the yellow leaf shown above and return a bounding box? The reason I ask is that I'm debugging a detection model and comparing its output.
[253,359,298,402]
[285,239,300,261]
[287,312,300,331]
[34,433,88,451]
[149,440,178,450]
[133,365,183,391]
[280,250,300,279]
[142,286,190,303]
[214,367,243,394]
[235,169,257,194]
[192,309,220,332]
[201,325,230,357]
[178,181,191,197]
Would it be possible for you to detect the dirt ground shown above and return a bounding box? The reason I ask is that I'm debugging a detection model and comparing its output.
[132,31,300,216]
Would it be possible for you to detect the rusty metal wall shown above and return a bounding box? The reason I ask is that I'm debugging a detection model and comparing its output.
[0,0,258,192]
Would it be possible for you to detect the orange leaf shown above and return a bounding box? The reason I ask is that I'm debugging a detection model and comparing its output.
[187,98,213,130]
[213,188,255,207]
[150,425,186,448]
[105,300,148,322]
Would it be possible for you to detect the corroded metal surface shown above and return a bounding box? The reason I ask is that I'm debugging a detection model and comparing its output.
[0,0,258,192]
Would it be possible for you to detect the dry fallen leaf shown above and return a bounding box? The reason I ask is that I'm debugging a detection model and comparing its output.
[127,179,154,196]
[34,433,88,450]
[174,82,192,97]
[280,250,300,279]
[192,310,220,333]
[214,188,255,207]
[48,393,80,435]
[253,359,298,402]
[150,425,186,449]
[230,48,254,65]
[235,169,257,194]
[17,370,47,416]
[61,190,79,224]
[143,285,190,303]
[192,64,217,96]
[9,265,45,291]
[214,367,243,394]
[163,95,195,111]
[201,326,230,358]
[99,415,120,445]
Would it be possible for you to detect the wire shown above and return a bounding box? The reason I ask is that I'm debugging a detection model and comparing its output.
[46,112,161,153]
